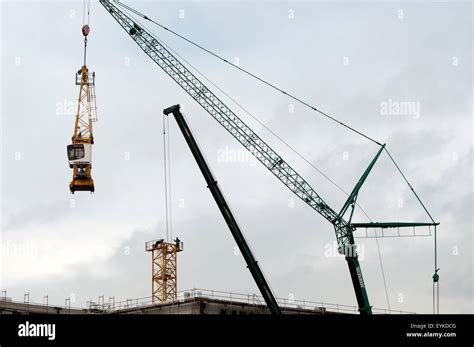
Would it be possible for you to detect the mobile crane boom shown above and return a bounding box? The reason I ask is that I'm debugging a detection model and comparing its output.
[164,104,281,315]
[99,0,371,312]
[100,0,438,314]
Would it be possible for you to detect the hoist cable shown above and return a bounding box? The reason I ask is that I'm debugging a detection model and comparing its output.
[163,115,170,241]
[166,115,173,242]
[384,148,436,223]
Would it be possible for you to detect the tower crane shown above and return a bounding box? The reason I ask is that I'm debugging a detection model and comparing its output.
[99,0,439,314]
[67,6,98,194]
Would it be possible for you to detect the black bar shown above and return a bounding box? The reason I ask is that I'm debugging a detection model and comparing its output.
[1,314,472,346]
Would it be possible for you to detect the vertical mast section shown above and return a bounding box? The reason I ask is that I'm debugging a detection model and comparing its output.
[146,238,183,304]
[67,23,98,193]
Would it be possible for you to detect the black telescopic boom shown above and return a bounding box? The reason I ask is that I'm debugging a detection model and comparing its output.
[164,104,281,315]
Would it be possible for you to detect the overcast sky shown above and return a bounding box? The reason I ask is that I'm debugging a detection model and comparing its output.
[0,0,472,314]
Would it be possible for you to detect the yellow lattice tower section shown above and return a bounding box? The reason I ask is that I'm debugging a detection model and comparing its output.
[67,24,98,193]
[145,238,183,304]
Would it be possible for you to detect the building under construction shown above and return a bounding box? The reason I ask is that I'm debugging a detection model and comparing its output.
[0,289,415,315]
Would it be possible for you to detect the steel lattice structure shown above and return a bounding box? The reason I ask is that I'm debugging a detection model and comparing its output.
[100,0,438,314]
[146,240,182,303]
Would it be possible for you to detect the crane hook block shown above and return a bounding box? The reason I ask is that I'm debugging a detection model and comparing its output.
[82,24,90,37]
